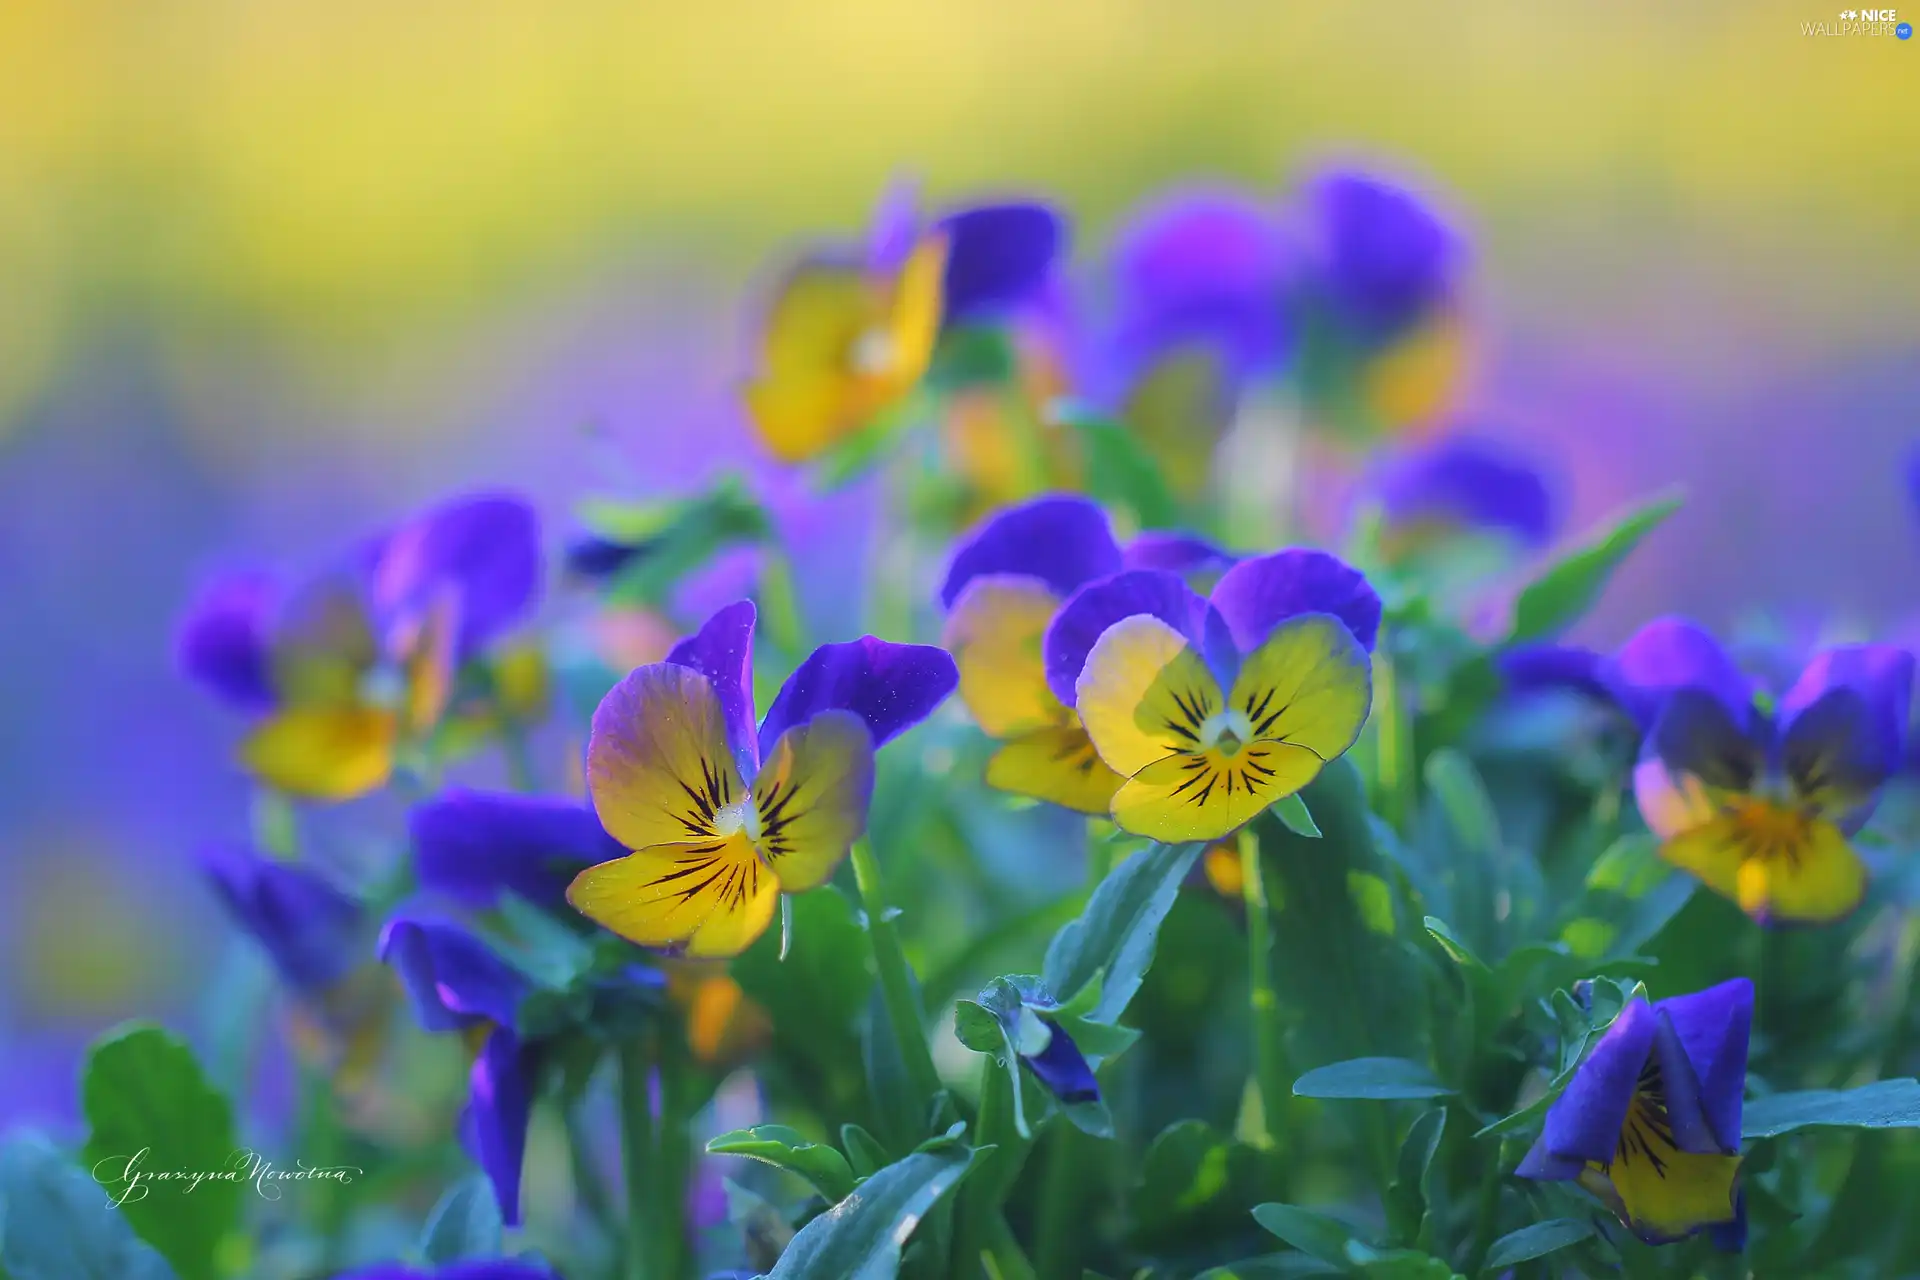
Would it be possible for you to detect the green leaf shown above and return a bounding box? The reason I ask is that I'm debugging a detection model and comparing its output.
[1251,1203,1359,1268]
[1422,750,1502,855]
[0,1136,179,1280]
[737,886,873,1117]
[1272,794,1321,839]
[1384,1109,1446,1247]
[765,1134,987,1279]
[1131,1122,1272,1253]
[588,477,774,608]
[1743,1080,1920,1140]
[840,1126,888,1182]
[419,1174,503,1264]
[1348,1246,1462,1279]
[1292,1057,1453,1101]
[708,1125,858,1203]
[79,1024,242,1280]
[1198,1259,1344,1279]
[1042,841,1204,1025]
[1505,490,1682,643]
[1483,1217,1596,1269]
[953,1001,1004,1054]
[1422,917,1492,977]
[1057,409,1181,529]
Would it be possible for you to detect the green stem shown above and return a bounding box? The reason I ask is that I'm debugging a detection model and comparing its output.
[1239,826,1285,1151]
[1033,1121,1085,1278]
[501,724,537,793]
[1374,630,1414,833]
[563,1102,616,1242]
[653,1035,693,1280]
[956,1057,1031,1279]
[850,837,942,1109]
[1462,1154,1505,1276]
[618,1039,660,1280]
[985,1212,1040,1280]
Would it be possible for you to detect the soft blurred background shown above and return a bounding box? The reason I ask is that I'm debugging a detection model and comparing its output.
[3,0,1917,1125]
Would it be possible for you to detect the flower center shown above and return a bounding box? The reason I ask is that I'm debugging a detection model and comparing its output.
[1197,708,1255,758]
[357,664,408,711]
[849,328,896,376]
[710,799,764,844]
[1727,798,1811,863]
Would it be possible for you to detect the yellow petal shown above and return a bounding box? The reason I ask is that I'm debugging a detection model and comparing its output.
[746,372,859,465]
[272,575,378,706]
[752,709,874,893]
[1362,308,1472,437]
[985,723,1125,815]
[881,234,947,396]
[399,587,461,735]
[943,575,1065,739]
[1229,613,1373,766]
[1109,742,1324,843]
[240,705,397,801]
[587,664,748,852]
[566,835,778,959]
[1661,806,1866,925]
[1583,1093,1742,1243]
[1076,614,1220,777]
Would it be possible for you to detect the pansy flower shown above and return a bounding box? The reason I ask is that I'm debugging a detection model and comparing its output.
[1361,433,1558,564]
[177,493,542,801]
[1505,618,1913,924]
[1518,978,1752,1248]
[1044,549,1380,842]
[379,913,539,1225]
[201,846,391,1090]
[567,600,956,958]
[1294,167,1469,436]
[939,495,1235,814]
[746,183,1063,465]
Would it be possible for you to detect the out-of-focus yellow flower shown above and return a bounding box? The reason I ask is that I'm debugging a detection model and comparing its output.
[667,965,772,1067]
[746,236,948,464]
[1360,307,1474,438]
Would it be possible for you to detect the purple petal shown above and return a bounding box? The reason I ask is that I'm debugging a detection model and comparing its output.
[1206,549,1382,654]
[176,572,278,710]
[1109,187,1289,387]
[378,914,528,1032]
[1120,532,1239,576]
[1537,997,1658,1167]
[1496,644,1618,706]
[410,790,623,911]
[1708,1199,1749,1254]
[367,492,543,660]
[461,1027,534,1228]
[1655,978,1752,1153]
[939,495,1123,608]
[940,201,1065,324]
[666,600,761,773]
[1780,645,1914,755]
[867,174,922,276]
[1643,689,1766,797]
[1649,1009,1721,1155]
[564,533,642,581]
[1367,435,1559,548]
[759,638,958,755]
[1041,569,1207,706]
[1780,688,1901,832]
[1611,617,1756,731]
[201,846,362,994]
[1306,168,1458,341]
[1025,1024,1100,1105]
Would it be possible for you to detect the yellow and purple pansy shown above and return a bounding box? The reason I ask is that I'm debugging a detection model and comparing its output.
[567,600,956,958]
[1506,617,1914,924]
[1043,548,1381,842]
[1518,978,1752,1248]
[938,495,1236,815]
[176,493,542,801]
[745,183,1063,465]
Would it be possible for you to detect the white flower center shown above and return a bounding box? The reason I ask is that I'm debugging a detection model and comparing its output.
[358,665,408,711]
[849,328,896,376]
[710,799,764,843]
[1197,707,1255,757]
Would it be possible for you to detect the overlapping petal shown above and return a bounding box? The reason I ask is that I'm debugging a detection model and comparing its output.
[460,1027,533,1228]
[665,599,762,774]
[984,725,1124,815]
[1207,549,1383,655]
[587,664,745,852]
[238,705,397,801]
[939,495,1122,609]
[758,636,957,754]
[1044,570,1206,706]
[943,576,1064,739]
[379,915,529,1033]
[750,710,875,893]
[566,835,780,960]
[940,202,1064,324]
[201,846,363,994]
[367,493,542,661]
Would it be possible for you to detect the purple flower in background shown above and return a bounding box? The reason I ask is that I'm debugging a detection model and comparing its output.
[1518,979,1751,1248]
[380,913,536,1225]
[332,1262,557,1280]
[201,846,364,995]
[568,600,956,958]
[176,492,543,801]
[1365,433,1559,554]
[1301,167,1460,344]
[938,201,1067,326]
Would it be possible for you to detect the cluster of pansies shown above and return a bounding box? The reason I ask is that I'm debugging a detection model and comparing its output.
[11,163,1920,1280]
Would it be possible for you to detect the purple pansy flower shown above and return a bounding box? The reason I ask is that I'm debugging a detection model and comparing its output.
[1364,433,1559,554]
[1518,979,1751,1249]
[1042,549,1380,842]
[201,846,364,995]
[938,495,1237,815]
[1301,167,1460,343]
[1504,618,1913,924]
[411,790,624,912]
[566,601,956,958]
[175,492,543,801]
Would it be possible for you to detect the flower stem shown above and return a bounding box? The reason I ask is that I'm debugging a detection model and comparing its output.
[1373,630,1414,833]
[617,1038,667,1280]
[986,1210,1040,1280]
[1033,1120,1086,1278]
[849,837,942,1114]
[1239,825,1286,1151]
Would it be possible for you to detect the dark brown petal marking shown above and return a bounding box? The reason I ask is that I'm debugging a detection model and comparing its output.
[674,756,736,838]
[1607,1055,1676,1178]
[756,777,802,862]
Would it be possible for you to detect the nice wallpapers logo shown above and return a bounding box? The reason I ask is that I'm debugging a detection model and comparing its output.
[1802,7,1914,35]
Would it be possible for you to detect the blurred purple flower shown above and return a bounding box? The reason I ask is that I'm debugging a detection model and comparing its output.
[1301,167,1461,343]
[200,845,364,995]
[1366,433,1559,551]
[410,790,621,912]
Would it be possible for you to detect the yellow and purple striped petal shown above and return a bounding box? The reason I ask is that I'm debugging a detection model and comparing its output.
[1207,549,1382,656]
[1044,569,1207,707]
[751,709,875,893]
[1229,613,1374,766]
[587,664,747,852]
[985,725,1124,816]
[1660,807,1866,925]
[943,576,1065,739]
[1075,614,1217,777]
[566,835,779,959]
